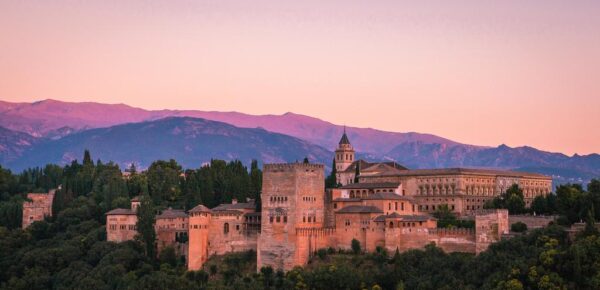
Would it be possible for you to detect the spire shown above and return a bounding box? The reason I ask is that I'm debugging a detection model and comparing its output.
[339,126,351,145]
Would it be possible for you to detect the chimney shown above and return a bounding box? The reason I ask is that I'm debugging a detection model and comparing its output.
[231,198,238,204]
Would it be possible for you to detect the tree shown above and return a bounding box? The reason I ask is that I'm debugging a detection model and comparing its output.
[510,222,528,233]
[531,195,548,215]
[354,163,360,183]
[136,195,156,259]
[83,149,93,166]
[303,157,309,164]
[485,184,526,214]
[581,206,598,237]
[351,238,361,254]
[325,158,338,189]
[147,160,182,203]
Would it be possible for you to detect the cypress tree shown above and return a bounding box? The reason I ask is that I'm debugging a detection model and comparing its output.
[325,158,338,189]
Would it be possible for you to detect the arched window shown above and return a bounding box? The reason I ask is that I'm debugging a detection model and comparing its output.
[224,223,229,234]
[389,221,394,229]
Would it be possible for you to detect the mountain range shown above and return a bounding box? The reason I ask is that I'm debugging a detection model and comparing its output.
[1,99,598,185]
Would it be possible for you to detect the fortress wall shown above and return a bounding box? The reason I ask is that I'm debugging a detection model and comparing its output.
[258,163,325,271]
[22,190,55,228]
[296,227,337,265]
[365,225,386,252]
[475,209,509,253]
[509,215,556,229]
[428,228,476,253]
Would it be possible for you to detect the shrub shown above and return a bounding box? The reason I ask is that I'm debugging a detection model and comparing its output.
[511,222,528,233]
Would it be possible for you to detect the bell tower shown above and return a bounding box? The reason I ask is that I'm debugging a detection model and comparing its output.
[335,127,355,172]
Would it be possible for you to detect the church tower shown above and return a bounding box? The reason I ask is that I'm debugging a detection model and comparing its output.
[335,127,355,172]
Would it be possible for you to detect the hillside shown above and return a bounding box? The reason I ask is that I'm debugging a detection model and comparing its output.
[0,99,468,153]
[5,117,332,171]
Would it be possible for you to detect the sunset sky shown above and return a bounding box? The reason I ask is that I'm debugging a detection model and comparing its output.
[1,1,599,155]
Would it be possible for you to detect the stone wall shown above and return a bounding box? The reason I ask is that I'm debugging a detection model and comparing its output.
[509,215,556,230]
[258,163,325,272]
[475,209,509,253]
[22,189,55,229]
[296,227,337,266]
[106,214,138,242]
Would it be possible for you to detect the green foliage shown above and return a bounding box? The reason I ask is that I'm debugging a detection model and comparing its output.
[2,152,599,289]
[147,159,183,203]
[432,204,475,228]
[484,184,526,214]
[511,221,528,233]
[351,239,361,254]
[135,195,156,259]
[325,158,339,189]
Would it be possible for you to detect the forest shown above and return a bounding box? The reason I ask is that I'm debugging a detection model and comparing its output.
[0,151,599,289]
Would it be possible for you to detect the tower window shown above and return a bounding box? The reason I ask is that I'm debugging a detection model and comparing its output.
[224,223,229,234]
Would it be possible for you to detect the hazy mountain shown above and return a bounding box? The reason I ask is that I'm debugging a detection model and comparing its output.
[0,127,39,166]
[0,99,468,153]
[5,117,332,171]
[0,99,598,185]
[385,142,600,184]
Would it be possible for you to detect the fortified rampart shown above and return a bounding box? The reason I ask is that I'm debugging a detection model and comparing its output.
[257,163,325,271]
[22,189,56,229]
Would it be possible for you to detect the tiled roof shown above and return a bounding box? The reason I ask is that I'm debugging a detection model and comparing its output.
[339,132,351,145]
[363,192,414,201]
[106,208,136,215]
[339,160,408,174]
[332,198,362,202]
[212,202,255,211]
[368,168,550,179]
[337,205,383,214]
[189,204,212,213]
[373,214,435,222]
[156,208,187,219]
[339,182,400,189]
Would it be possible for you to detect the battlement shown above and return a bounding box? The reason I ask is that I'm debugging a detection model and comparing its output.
[296,227,336,237]
[263,163,324,172]
[428,228,475,236]
[470,209,509,216]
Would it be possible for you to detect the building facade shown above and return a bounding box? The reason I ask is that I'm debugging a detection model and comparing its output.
[22,189,56,229]
[334,133,552,216]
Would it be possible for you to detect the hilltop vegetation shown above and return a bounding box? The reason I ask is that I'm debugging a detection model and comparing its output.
[0,152,599,289]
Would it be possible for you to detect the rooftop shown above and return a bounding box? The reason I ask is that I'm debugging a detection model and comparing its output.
[105,208,136,215]
[373,214,435,222]
[339,182,400,190]
[188,204,212,213]
[337,205,383,214]
[156,208,188,219]
[366,168,550,179]
[212,201,255,211]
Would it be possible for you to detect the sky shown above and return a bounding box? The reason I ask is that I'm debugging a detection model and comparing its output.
[0,1,599,155]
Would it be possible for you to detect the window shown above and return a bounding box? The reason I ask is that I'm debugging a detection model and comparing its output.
[283,216,288,223]
[270,216,274,223]
[276,216,281,223]
[236,225,240,231]
[334,203,337,209]
[224,223,229,234]
[395,202,398,210]
[389,222,394,229]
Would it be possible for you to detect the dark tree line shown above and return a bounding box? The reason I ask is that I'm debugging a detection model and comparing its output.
[485,180,600,226]
[1,151,599,289]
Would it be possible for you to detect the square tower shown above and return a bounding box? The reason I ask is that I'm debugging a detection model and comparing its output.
[257,163,325,271]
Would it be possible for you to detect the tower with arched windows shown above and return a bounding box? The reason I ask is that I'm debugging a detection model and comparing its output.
[335,128,355,172]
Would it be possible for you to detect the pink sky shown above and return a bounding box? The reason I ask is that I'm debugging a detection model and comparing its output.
[1,1,599,155]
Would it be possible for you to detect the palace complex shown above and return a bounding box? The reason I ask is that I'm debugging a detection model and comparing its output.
[103,131,552,272]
